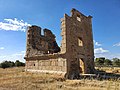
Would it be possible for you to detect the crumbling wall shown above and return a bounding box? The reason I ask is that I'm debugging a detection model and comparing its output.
[25,26,60,57]
[25,26,65,73]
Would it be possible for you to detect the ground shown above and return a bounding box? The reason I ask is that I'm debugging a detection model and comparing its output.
[0,67,120,90]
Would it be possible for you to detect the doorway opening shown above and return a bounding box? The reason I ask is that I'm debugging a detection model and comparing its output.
[79,58,85,73]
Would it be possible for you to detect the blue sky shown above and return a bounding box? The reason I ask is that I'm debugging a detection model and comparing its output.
[0,0,120,62]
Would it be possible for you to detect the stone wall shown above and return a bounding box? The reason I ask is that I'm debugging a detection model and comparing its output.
[25,54,66,73]
[25,8,95,79]
[26,58,66,72]
[60,9,95,79]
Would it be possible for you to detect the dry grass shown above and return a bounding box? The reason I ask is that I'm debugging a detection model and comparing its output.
[0,67,120,90]
[95,67,120,74]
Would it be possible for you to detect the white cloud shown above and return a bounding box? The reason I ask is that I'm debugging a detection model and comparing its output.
[94,47,109,54]
[12,51,25,56]
[0,55,6,59]
[94,53,120,59]
[21,51,25,53]
[113,42,120,47]
[94,40,102,46]
[0,51,25,63]
[0,18,31,32]
[0,47,4,50]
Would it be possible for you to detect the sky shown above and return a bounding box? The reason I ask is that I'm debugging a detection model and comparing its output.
[0,0,120,62]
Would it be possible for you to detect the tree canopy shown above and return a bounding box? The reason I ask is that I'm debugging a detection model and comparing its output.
[95,57,120,67]
[0,60,25,69]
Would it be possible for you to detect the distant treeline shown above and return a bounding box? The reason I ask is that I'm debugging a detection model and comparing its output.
[0,60,25,69]
[0,58,120,69]
[95,57,120,67]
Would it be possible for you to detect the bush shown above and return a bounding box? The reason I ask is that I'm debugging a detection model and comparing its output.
[95,57,105,66]
[104,59,112,66]
[15,60,25,67]
[0,61,15,69]
[112,58,120,67]
[95,57,120,67]
[0,60,25,69]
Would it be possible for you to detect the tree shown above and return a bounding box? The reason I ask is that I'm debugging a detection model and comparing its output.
[0,60,25,69]
[0,61,9,69]
[104,59,112,66]
[8,61,15,67]
[95,57,105,66]
[15,60,25,67]
[0,61,15,69]
[112,58,120,67]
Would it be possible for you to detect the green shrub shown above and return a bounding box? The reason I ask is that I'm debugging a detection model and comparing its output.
[0,61,15,69]
[15,60,25,67]
[0,60,25,69]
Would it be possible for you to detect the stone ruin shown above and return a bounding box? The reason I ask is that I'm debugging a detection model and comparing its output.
[24,8,95,79]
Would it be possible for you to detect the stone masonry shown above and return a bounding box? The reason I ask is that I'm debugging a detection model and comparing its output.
[24,8,95,79]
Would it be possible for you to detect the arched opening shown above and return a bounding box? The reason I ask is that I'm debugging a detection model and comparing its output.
[79,58,85,73]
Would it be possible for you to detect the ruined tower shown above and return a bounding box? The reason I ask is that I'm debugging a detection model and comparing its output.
[25,8,95,79]
[61,9,95,79]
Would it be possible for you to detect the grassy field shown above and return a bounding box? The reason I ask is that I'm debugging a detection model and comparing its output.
[0,67,120,90]
[95,67,120,74]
